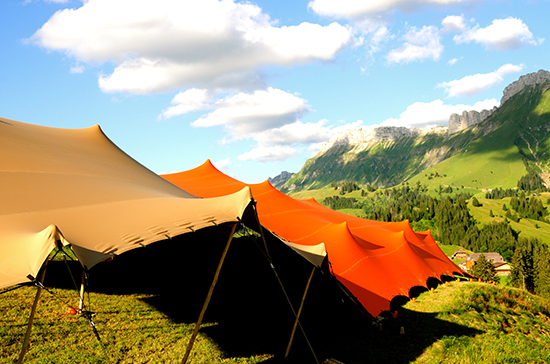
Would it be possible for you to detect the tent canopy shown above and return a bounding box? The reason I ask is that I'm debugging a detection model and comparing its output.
[162,160,467,317]
[0,118,253,290]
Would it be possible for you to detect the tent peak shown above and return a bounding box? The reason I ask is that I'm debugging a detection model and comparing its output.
[39,224,69,248]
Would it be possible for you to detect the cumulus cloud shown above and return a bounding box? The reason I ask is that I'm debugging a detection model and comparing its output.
[447,58,460,66]
[454,17,543,50]
[437,63,524,97]
[308,0,472,19]
[158,85,357,163]
[380,99,499,128]
[238,145,301,162]
[30,0,351,94]
[386,25,443,64]
[212,157,233,171]
[237,119,364,162]
[191,88,309,135]
[158,89,210,120]
[441,15,466,33]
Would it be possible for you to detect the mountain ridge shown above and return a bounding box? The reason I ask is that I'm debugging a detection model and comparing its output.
[279,69,550,192]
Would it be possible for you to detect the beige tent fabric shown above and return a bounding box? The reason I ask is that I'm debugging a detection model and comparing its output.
[0,117,253,289]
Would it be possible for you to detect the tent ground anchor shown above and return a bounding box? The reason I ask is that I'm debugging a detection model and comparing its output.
[181,223,238,364]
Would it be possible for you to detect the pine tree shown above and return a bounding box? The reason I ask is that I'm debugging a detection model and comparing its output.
[511,246,535,292]
[471,254,496,282]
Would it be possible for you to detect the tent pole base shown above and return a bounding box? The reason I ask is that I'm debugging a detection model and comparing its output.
[18,260,49,364]
[181,223,237,364]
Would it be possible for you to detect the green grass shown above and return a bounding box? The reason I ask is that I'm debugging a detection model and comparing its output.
[0,286,271,364]
[468,194,550,244]
[403,282,550,364]
[3,274,550,363]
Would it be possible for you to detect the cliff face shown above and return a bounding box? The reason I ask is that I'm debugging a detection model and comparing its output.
[448,108,496,134]
[318,126,447,155]
[501,69,550,105]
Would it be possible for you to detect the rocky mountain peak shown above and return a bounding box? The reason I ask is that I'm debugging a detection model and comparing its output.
[448,107,496,134]
[501,69,550,105]
[317,125,447,155]
[268,171,293,188]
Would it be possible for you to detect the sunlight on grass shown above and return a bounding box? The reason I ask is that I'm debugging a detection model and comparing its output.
[404,282,550,364]
[0,287,272,364]
[533,89,550,115]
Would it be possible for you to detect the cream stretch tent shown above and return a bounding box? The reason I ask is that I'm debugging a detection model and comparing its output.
[0,118,253,290]
[162,160,468,317]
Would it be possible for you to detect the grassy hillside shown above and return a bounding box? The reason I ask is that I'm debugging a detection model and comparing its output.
[467,192,550,243]
[3,280,550,363]
[284,81,550,194]
[408,85,550,191]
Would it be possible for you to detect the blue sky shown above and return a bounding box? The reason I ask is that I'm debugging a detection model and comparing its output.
[1,0,548,183]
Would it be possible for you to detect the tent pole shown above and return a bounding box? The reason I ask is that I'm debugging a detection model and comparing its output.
[252,203,319,364]
[181,223,238,364]
[17,260,49,364]
[79,270,86,311]
[285,266,316,358]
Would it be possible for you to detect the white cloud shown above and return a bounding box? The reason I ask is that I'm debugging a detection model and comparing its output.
[237,119,364,162]
[191,88,309,135]
[159,87,328,162]
[69,64,84,74]
[441,15,466,33]
[380,99,499,128]
[386,25,443,64]
[308,0,472,19]
[253,120,331,146]
[30,0,351,94]
[447,58,459,66]
[437,63,524,97]
[238,145,300,162]
[212,157,233,171]
[454,17,542,50]
[158,88,210,120]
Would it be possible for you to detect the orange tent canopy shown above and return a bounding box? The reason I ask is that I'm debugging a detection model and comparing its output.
[162,160,467,317]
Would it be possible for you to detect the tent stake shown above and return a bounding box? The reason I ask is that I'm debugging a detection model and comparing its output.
[17,260,49,364]
[285,266,316,358]
[181,223,237,364]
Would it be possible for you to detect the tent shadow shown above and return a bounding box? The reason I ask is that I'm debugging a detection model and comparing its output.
[43,231,483,363]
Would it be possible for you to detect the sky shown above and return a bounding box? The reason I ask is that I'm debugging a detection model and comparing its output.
[1,0,548,183]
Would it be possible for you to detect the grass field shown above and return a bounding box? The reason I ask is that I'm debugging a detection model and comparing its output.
[3,279,550,363]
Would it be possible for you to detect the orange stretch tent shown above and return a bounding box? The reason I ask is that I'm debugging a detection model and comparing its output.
[162,160,467,317]
[0,118,253,290]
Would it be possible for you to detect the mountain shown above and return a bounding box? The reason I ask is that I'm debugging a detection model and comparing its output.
[267,170,293,188]
[282,70,550,193]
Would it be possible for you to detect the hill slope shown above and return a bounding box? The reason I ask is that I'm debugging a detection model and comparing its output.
[283,70,550,193]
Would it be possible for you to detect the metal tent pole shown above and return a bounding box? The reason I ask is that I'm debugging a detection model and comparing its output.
[285,266,316,358]
[79,270,86,311]
[181,223,238,364]
[17,260,49,364]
